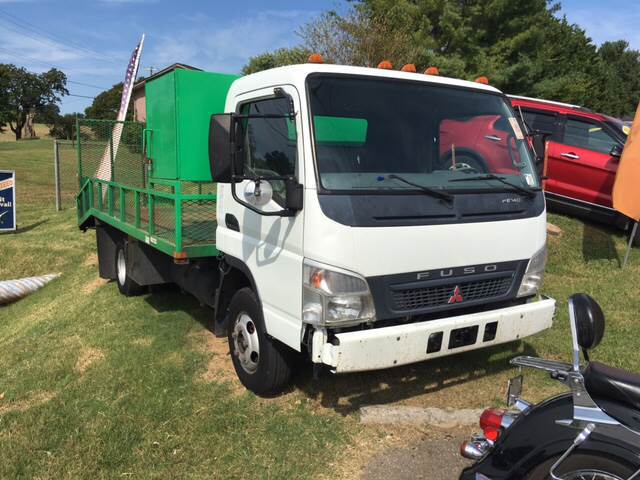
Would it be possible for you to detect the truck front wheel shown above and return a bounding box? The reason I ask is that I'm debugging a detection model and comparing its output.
[227,288,292,395]
[115,241,146,296]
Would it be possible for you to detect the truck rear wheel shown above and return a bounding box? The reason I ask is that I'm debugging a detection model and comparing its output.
[115,241,146,296]
[227,288,292,396]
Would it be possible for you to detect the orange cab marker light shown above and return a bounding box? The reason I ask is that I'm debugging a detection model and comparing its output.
[377,60,393,70]
[401,63,417,73]
[424,66,439,75]
[308,53,324,64]
[475,76,489,85]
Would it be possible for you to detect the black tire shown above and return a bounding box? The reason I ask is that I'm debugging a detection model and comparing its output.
[115,241,146,296]
[227,287,292,396]
[526,452,635,480]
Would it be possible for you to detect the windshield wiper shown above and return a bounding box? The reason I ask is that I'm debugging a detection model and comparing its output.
[448,174,538,199]
[379,174,454,203]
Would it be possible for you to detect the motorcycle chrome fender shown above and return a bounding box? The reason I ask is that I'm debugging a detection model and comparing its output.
[459,393,640,480]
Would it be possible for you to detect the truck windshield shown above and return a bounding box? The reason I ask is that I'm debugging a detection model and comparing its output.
[307,74,539,192]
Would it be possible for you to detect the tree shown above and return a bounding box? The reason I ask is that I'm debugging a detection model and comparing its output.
[300,7,419,68]
[242,47,311,75]
[84,82,126,120]
[46,112,84,140]
[243,1,640,117]
[0,64,67,140]
[595,41,640,118]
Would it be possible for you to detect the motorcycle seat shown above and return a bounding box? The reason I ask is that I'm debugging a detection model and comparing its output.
[584,361,640,411]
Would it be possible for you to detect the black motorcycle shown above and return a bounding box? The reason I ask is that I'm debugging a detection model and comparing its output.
[459,294,640,480]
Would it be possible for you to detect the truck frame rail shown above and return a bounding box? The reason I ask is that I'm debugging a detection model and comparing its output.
[75,118,219,259]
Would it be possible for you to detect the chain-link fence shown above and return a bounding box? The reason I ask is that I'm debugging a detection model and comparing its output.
[54,119,146,210]
[54,140,81,210]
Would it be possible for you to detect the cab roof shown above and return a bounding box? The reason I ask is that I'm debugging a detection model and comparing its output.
[229,63,503,96]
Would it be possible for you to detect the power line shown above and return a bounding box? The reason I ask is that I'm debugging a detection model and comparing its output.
[67,93,95,99]
[67,80,109,90]
[0,8,122,64]
[0,47,111,86]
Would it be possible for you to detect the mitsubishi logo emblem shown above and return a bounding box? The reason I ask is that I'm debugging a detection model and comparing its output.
[448,286,464,304]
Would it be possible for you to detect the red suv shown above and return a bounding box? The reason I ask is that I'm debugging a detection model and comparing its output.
[509,95,632,232]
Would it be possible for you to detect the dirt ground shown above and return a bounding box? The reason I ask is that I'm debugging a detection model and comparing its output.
[360,426,475,480]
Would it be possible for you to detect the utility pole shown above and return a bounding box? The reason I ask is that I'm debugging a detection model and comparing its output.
[145,66,155,76]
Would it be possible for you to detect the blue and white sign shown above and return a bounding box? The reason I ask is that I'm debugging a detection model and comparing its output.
[0,170,16,232]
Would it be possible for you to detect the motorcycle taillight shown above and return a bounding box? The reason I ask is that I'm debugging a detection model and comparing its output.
[480,408,506,441]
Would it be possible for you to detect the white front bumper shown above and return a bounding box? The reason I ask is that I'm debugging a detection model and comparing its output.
[314,297,556,373]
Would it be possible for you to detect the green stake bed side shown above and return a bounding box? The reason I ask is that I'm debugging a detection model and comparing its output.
[76,70,239,259]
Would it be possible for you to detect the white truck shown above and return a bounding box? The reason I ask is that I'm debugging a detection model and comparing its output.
[78,61,555,395]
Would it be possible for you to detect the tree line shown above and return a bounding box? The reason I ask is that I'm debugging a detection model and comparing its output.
[243,0,640,118]
[2,0,639,141]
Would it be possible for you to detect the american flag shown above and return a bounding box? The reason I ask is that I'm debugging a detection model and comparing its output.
[96,34,144,183]
[117,34,144,123]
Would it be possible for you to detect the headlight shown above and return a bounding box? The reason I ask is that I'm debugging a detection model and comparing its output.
[517,244,547,297]
[302,259,376,326]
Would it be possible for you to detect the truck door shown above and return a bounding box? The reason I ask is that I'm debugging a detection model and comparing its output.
[518,107,563,193]
[217,85,305,351]
[550,116,620,207]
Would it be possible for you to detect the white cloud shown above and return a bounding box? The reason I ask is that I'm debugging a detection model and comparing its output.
[143,9,317,74]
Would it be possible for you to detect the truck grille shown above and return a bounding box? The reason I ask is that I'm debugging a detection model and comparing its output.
[391,275,514,312]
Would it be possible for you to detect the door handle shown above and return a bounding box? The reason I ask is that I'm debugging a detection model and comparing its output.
[560,152,580,160]
[484,135,502,142]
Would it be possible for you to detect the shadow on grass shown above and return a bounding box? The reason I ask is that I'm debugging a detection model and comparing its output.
[582,221,620,265]
[141,286,539,412]
[295,341,539,415]
[145,285,213,327]
[15,219,48,234]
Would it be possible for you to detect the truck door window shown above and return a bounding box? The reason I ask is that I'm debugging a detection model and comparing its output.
[563,118,618,155]
[239,97,297,205]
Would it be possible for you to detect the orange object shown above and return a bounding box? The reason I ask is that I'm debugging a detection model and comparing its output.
[377,60,393,70]
[475,76,489,85]
[424,66,439,75]
[613,102,640,221]
[400,63,416,73]
[308,53,324,64]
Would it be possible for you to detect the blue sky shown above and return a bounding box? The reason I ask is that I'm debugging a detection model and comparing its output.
[0,0,637,114]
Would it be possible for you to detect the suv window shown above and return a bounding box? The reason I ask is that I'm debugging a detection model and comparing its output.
[240,97,297,205]
[563,118,618,155]
[519,109,558,138]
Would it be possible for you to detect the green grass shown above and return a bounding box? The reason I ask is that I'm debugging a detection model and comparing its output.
[0,140,351,479]
[0,139,639,478]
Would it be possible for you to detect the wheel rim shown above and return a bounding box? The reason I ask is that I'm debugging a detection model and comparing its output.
[232,312,260,374]
[116,248,126,286]
[560,470,623,480]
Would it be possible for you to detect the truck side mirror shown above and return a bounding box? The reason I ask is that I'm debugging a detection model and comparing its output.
[610,144,623,158]
[209,113,233,183]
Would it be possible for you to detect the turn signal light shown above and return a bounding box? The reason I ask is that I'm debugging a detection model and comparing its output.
[377,60,393,70]
[401,63,416,72]
[308,53,324,64]
[475,76,489,84]
[424,66,439,75]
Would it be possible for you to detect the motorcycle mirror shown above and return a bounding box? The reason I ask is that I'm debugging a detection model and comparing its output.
[568,294,605,370]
